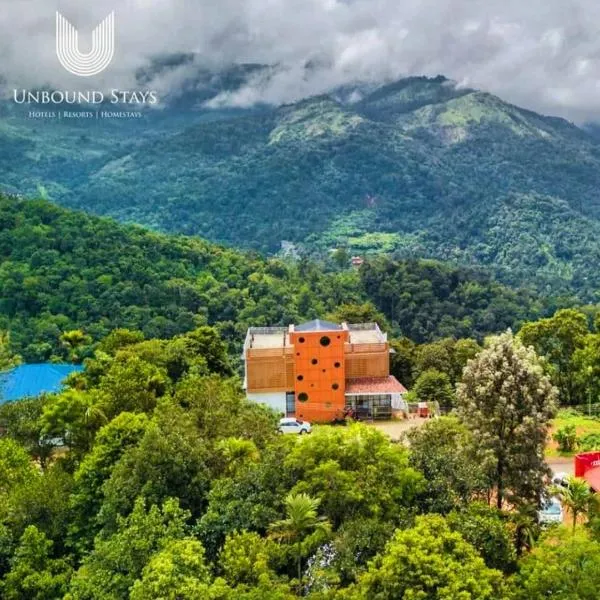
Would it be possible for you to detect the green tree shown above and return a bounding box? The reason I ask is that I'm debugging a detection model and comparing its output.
[407,416,486,514]
[269,493,331,595]
[0,331,20,372]
[513,528,600,599]
[553,476,600,533]
[511,504,540,558]
[60,329,92,362]
[6,464,73,553]
[411,368,455,409]
[0,397,53,468]
[343,515,505,600]
[173,374,277,448]
[40,390,107,457]
[218,530,280,587]
[96,329,145,356]
[68,412,150,554]
[216,438,260,476]
[2,526,72,600]
[457,331,558,509]
[326,302,389,330]
[573,333,600,412]
[325,518,393,587]
[331,247,350,269]
[97,355,169,418]
[196,439,292,561]
[0,438,36,496]
[67,498,189,600]
[553,423,578,453]
[389,337,416,387]
[129,538,214,600]
[519,309,588,405]
[98,403,210,531]
[447,503,517,572]
[283,424,423,527]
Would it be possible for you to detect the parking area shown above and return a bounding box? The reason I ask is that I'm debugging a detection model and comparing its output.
[370,417,428,441]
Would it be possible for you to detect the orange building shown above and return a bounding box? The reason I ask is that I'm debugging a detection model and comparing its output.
[243,320,407,422]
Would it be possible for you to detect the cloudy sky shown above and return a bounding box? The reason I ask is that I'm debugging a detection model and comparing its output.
[1,0,600,122]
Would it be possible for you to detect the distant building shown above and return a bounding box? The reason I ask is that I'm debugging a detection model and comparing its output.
[351,256,364,267]
[243,320,407,422]
[0,363,83,403]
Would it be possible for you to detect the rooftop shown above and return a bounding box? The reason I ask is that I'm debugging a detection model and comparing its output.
[345,376,407,395]
[348,329,384,344]
[295,319,343,332]
[245,327,290,350]
[245,320,386,352]
[0,363,83,403]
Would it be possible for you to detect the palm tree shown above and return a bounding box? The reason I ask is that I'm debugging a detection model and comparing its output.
[512,504,539,557]
[270,493,331,596]
[554,476,600,532]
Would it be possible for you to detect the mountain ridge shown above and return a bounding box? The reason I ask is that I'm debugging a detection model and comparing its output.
[2,74,600,298]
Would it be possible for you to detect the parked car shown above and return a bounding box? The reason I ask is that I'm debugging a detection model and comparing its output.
[278,418,312,435]
[538,497,563,525]
[552,472,570,488]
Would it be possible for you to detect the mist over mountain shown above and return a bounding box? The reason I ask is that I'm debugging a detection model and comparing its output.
[3,73,600,299]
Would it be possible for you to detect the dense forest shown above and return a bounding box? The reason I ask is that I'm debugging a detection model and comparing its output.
[0,194,552,362]
[1,195,600,597]
[4,76,600,298]
[1,318,600,598]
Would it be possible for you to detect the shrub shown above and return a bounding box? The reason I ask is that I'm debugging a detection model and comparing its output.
[553,424,578,453]
[578,432,600,452]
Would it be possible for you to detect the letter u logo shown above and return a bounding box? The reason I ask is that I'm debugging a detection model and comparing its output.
[56,11,115,77]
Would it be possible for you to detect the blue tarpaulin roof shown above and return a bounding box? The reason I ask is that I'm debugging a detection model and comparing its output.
[0,363,83,403]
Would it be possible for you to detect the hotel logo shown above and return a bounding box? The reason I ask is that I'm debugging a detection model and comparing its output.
[56,11,115,77]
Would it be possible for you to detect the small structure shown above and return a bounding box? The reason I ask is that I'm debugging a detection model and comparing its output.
[0,363,83,403]
[351,256,364,268]
[575,452,600,491]
[243,320,407,422]
[345,376,408,420]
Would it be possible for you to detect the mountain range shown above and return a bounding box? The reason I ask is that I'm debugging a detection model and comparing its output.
[2,73,600,299]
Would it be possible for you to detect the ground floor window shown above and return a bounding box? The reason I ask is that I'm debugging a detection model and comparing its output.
[285,392,295,417]
[345,394,392,420]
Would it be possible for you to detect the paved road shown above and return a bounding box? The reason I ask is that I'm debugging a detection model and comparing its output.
[547,457,574,477]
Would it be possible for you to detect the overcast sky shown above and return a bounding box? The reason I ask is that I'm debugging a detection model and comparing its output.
[1,0,600,122]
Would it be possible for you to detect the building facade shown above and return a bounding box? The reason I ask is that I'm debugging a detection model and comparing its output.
[243,319,407,422]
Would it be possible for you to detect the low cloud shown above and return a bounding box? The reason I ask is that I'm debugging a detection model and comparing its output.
[2,0,600,121]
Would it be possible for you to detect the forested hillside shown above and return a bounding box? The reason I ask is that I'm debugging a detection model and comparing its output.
[0,313,599,598]
[3,75,600,297]
[0,194,547,361]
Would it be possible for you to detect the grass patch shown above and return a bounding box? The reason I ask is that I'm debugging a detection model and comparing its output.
[546,409,600,458]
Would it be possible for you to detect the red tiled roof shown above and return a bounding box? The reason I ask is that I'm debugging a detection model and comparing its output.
[345,376,407,394]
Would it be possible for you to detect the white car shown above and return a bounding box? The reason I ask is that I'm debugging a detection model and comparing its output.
[278,418,312,435]
[552,472,570,488]
[538,497,563,525]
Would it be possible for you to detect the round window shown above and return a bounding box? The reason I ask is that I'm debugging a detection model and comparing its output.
[334,361,341,368]
[298,337,305,343]
[298,392,309,402]
[297,375,304,381]
[332,383,339,390]
[311,358,318,365]
[320,336,331,347]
